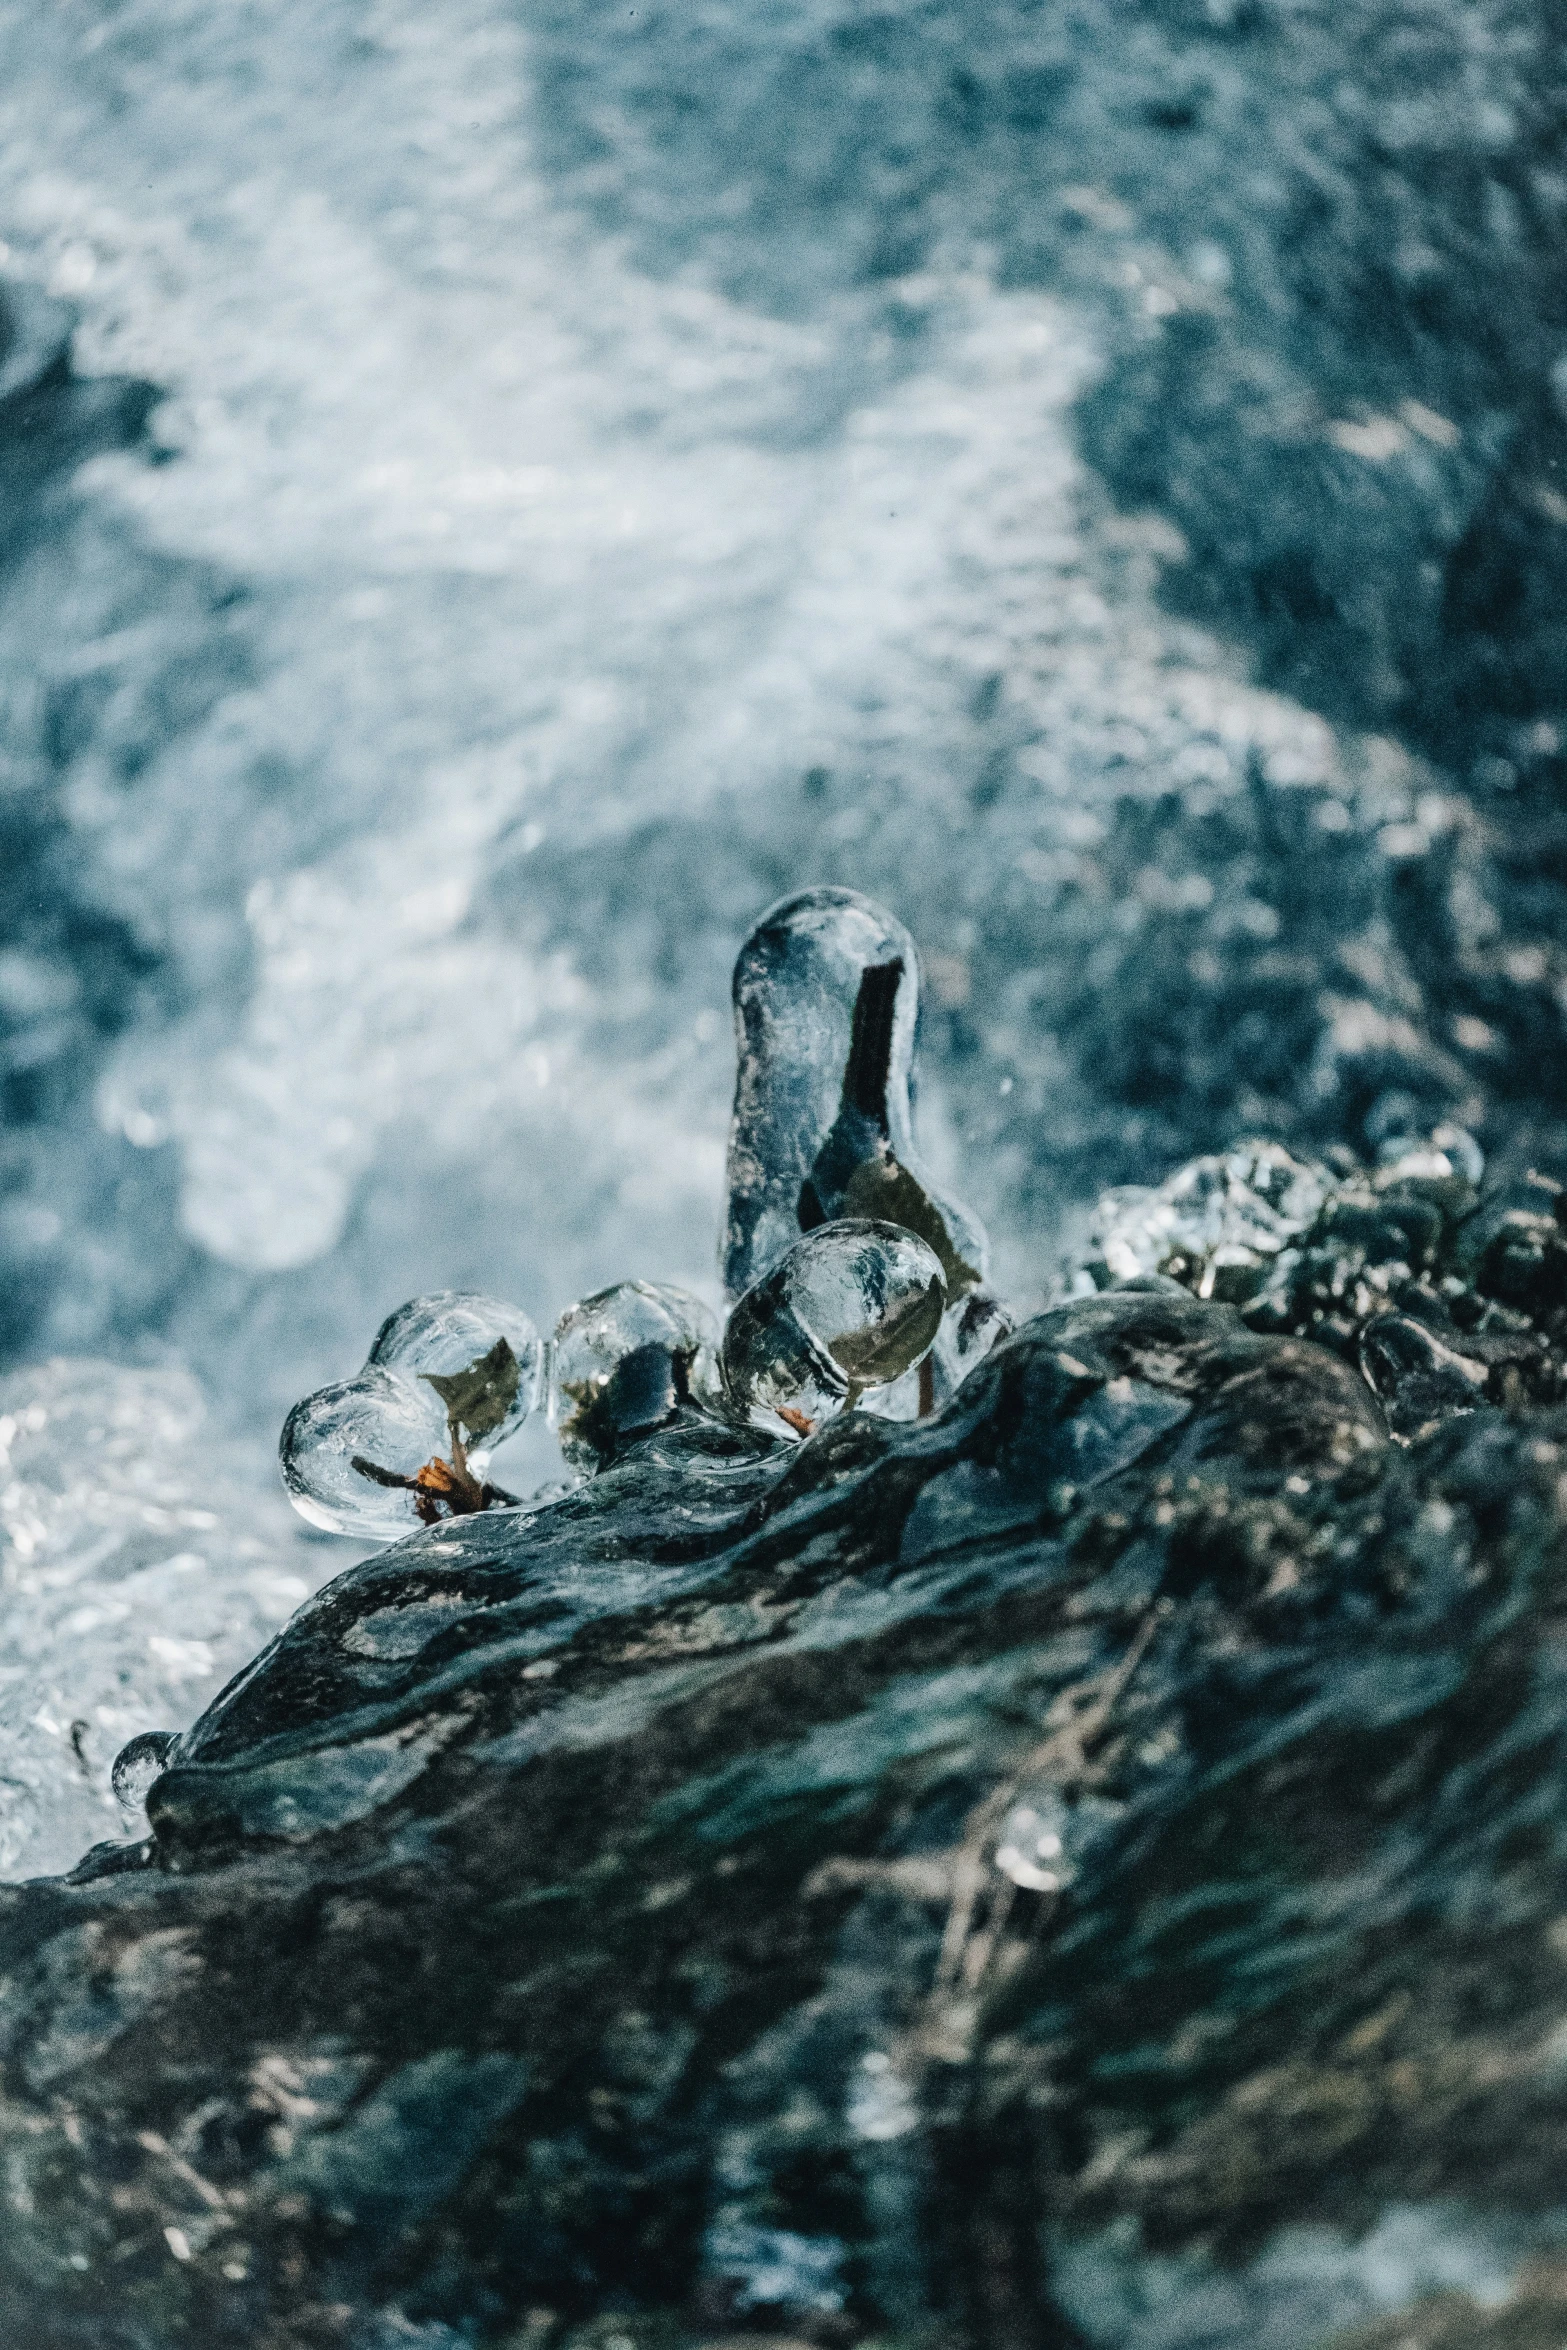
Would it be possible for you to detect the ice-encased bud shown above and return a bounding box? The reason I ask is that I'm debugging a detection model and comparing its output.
[548,1281,722,1473]
[280,1367,449,1539]
[721,1220,946,1435]
[112,1728,178,1814]
[369,1289,543,1449]
[722,887,988,1304]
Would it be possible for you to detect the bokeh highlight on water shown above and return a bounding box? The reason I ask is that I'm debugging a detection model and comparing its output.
[0,0,1563,1926]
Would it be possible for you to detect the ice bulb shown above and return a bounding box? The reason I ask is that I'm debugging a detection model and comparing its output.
[548,1280,722,1473]
[721,1220,945,1436]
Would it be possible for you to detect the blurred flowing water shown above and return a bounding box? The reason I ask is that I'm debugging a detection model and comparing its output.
[0,0,1561,1926]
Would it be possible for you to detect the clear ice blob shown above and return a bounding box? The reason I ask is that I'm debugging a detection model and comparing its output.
[994,1788,1123,1892]
[995,1801,1067,1893]
[721,1219,946,1436]
[112,1728,179,1815]
[1359,1312,1488,1440]
[279,1366,449,1540]
[934,1286,1016,1386]
[548,1280,723,1474]
[1088,1140,1333,1304]
[369,1289,543,1450]
[722,888,989,1305]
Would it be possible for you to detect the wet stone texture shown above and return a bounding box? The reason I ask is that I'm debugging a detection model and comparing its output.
[6,1225,1567,2348]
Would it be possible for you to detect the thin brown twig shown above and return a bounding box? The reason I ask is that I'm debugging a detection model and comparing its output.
[932,1600,1166,2002]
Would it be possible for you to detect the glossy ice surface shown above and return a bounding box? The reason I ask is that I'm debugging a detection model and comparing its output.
[279,1366,449,1540]
[1088,1141,1338,1303]
[280,1289,544,1535]
[369,1289,543,1447]
[548,1280,722,1473]
[721,1219,945,1433]
[110,1728,178,1816]
[723,890,989,1305]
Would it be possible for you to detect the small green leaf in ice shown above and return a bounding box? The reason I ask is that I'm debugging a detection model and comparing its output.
[827,1272,944,1387]
[421,1337,521,1442]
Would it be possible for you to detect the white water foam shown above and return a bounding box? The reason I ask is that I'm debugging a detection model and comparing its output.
[0,0,1371,1875]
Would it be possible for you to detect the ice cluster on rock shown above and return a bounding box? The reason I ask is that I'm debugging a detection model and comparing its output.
[1072,1118,1567,1450]
[1085,1139,1339,1304]
[275,890,1003,1526]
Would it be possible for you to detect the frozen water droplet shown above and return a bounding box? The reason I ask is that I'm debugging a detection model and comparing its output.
[993,1788,1121,1891]
[279,1367,448,1539]
[1359,1312,1488,1439]
[369,1289,543,1447]
[722,1220,945,1435]
[723,888,988,1304]
[995,1796,1071,1891]
[548,1281,722,1474]
[111,1728,178,1814]
[994,1800,1064,1893]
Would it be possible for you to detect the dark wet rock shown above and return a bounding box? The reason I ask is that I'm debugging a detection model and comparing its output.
[10,1278,1567,2347]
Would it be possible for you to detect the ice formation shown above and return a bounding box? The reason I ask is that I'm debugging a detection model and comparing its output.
[280,1368,451,1541]
[1085,1140,1339,1305]
[368,1289,544,1443]
[110,1727,178,1813]
[275,895,1003,1503]
[1082,1127,1487,1338]
[280,1289,541,1537]
[1358,1312,1489,1441]
[721,1219,946,1435]
[724,888,989,1305]
[1069,1119,1567,1460]
[547,1280,722,1473]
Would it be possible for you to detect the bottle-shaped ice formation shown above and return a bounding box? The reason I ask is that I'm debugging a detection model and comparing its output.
[722,888,989,1310]
[280,1290,542,1538]
[548,1281,723,1474]
[721,1220,945,1437]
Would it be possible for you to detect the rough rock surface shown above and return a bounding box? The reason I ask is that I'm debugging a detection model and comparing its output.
[5,1259,1567,2349]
